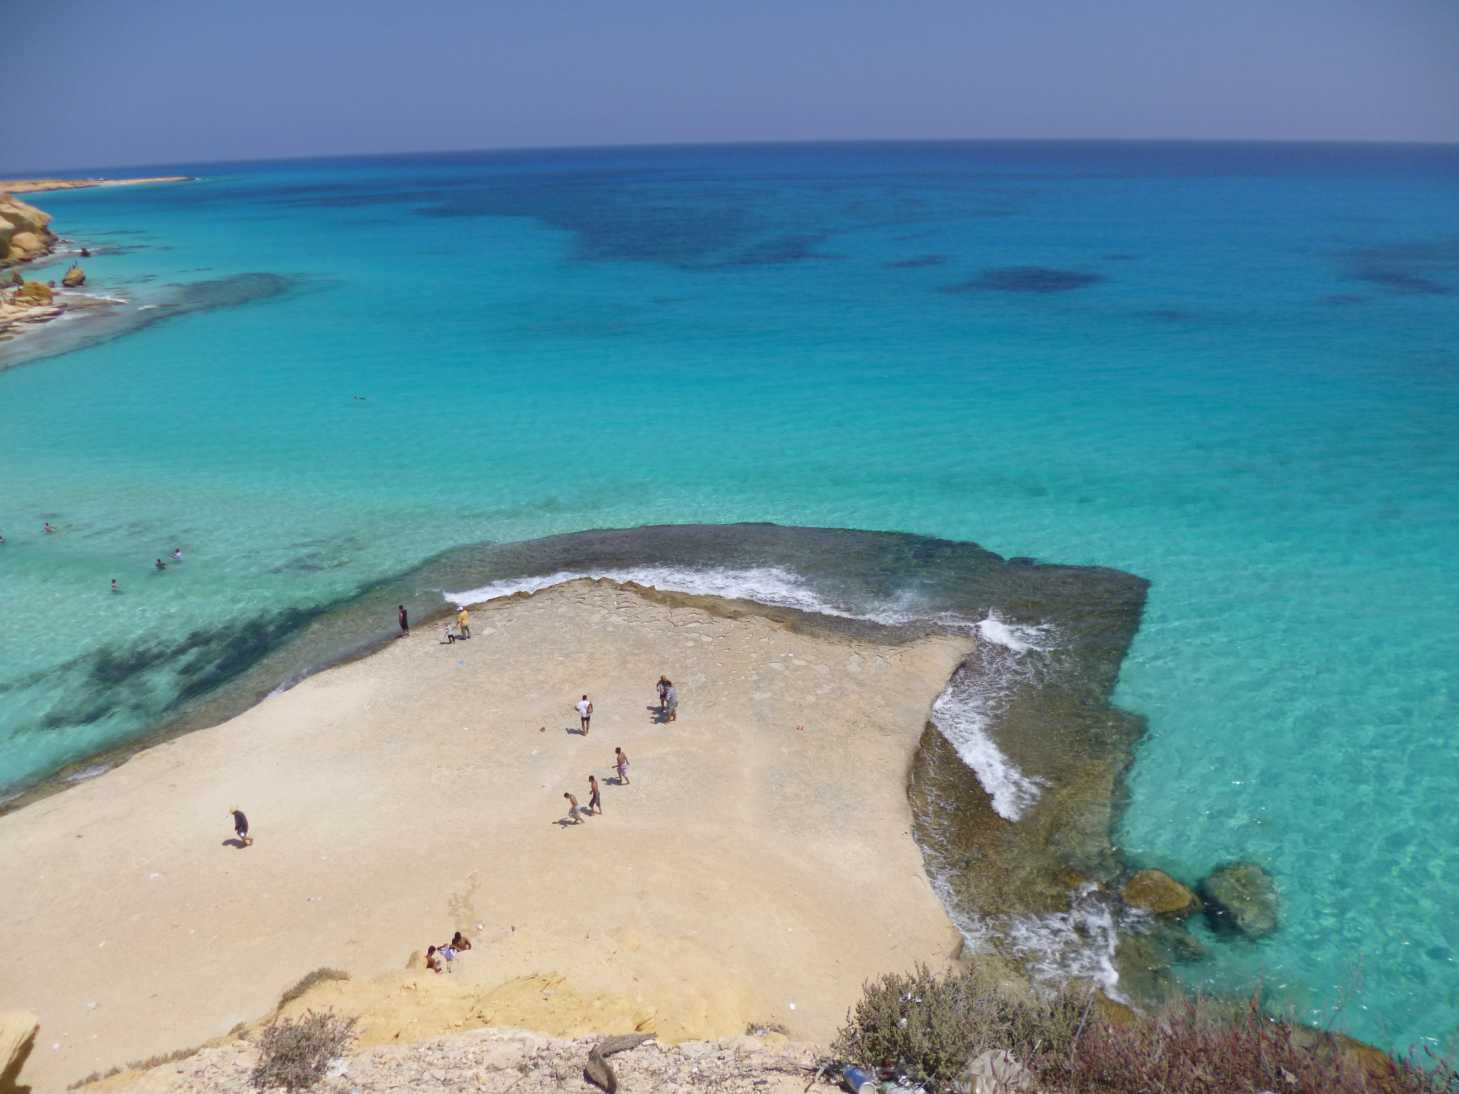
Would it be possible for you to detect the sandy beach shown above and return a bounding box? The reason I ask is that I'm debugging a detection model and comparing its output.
[0,580,973,1090]
[0,177,192,195]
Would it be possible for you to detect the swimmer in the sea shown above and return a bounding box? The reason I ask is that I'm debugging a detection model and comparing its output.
[43,522,56,534]
[111,579,120,593]
[155,558,167,571]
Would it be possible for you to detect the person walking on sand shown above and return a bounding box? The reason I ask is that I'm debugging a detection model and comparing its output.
[588,774,602,815]
[457,606,471,638]
[563,791,583,824]
[613,747,630,785]
[576,694,593,735]
[656,675,670,713]
[664,681,679,723]
[229,807,253,847]
[398,604,409,637]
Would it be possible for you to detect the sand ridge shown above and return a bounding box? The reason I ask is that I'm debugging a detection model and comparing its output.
[0,579,972,1089]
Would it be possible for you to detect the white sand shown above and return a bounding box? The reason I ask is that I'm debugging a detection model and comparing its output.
[0,580,972,1089]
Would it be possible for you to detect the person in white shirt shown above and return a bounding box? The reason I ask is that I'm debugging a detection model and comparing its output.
[575,694,593,735]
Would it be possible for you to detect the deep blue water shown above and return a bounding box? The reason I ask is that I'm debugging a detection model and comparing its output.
[2,141,1457,1051]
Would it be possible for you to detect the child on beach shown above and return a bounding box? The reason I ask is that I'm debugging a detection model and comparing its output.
[576,694,593,735]
[664,683,679,723]
[613,747,630,785]
[656,675,670,713]
[229,807,253,847]
[564,791,583,824]
[588,774,602,815]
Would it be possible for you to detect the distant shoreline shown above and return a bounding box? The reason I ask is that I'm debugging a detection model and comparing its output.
[0,175,193,195]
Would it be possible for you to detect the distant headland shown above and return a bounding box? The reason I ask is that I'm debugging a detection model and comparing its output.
[0,175,193,195]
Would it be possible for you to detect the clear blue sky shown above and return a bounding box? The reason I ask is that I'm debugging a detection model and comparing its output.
[9,0,1458,170]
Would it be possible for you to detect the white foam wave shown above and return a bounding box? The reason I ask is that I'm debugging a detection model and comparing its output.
[931,675,1045,821]
[976,612,1050,652]
[1003,885,1125,999]
[137,304,160,311]
[445,564,978,627]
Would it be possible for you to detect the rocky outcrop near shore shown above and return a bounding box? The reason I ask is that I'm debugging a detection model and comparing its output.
[0,280,64,341]
[0,194,58,266]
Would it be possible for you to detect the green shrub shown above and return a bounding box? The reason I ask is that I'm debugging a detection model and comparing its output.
[833,961,1087,1083]
[250,1009,356,1091]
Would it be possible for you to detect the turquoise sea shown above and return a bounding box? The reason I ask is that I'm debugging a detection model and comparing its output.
[2,142,1456,1053]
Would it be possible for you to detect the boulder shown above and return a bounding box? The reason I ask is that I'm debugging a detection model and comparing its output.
[1122,869,1198,917]
[0,1011,38,1094]
[1200,862,1278,938]
[6,271,19,286]
[0,195,58,266]
[13,281,53,306]
[61,263,85,287]
[961,1049,1037,1093]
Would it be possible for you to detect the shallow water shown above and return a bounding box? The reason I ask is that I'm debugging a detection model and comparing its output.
[2,142,1457,1051]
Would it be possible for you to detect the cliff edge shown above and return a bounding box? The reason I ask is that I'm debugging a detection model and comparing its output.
[0,194,58,266]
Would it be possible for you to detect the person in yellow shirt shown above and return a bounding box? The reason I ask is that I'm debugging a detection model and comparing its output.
[457,606,471,639]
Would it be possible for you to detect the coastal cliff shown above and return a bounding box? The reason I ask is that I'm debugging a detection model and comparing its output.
[0,193,57,266]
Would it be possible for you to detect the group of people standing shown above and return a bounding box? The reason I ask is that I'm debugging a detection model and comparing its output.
[562,675,676,825]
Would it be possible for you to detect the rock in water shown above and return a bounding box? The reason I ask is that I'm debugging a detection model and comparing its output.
[13,281,53,306]
[62,263,86,287]
[0,1011,39,1094]
[1122,868,1199,917]
[1200,862,1278,938]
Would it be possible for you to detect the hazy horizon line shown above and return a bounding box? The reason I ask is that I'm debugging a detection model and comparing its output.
[8,133,1457,178]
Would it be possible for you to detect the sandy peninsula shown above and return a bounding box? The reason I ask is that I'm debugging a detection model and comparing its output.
[0,176,192,195]
[0,580,974,1090]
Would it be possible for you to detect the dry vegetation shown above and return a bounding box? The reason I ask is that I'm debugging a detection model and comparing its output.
[835,963,1459,1094]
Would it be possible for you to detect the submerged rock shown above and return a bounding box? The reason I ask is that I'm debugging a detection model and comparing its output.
[61,263,86,287]
[1200,862,1278,938]
[1122,869,1199,917]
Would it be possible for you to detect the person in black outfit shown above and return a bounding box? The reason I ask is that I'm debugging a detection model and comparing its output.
[229,807,253,847]
[398,604,409,636]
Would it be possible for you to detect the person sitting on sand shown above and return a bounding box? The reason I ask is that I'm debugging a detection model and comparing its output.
[451,931,472,951]
[457,606,470,639]
[229,807,253,847]
[563,791,583,824]
[656,675,670,712]
[588,774,602,815]
[613,747,630,785]
[425,945,444,973]
[576,694,593,735]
